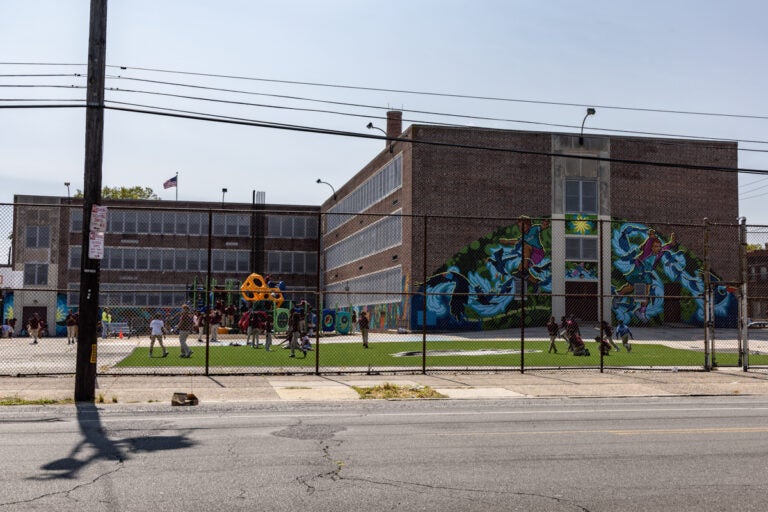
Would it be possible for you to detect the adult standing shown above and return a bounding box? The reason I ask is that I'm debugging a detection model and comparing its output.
[101,307,112,339]
[28,313,41,345]
[65,310,77,345]
[246,309,263,348]
[546,316,559,354]
[225,303,236,329]
[175,304,194,358]
[288,308,302,358]
[72,311,79,342]
[193,309,203,342]
[209,308,222,343]
[148,314,168,358]
[359,311,370,348]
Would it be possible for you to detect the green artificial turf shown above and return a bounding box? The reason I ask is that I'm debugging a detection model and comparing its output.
[113,340,768,368]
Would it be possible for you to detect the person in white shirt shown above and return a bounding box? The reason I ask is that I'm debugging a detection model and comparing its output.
[149,314,168,358]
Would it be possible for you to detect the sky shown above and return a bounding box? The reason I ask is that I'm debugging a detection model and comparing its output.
[2,0,768,224]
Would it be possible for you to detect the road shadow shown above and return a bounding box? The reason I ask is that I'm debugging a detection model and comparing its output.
[31,401,196,480]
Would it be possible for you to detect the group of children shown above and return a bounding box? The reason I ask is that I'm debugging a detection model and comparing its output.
[546,316,634,357]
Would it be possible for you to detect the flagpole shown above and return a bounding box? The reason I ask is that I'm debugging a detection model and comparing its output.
[175,171,178,201]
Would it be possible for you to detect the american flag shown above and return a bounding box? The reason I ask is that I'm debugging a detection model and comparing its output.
[163,176,178,189]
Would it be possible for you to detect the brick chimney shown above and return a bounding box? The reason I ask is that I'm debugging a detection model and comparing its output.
[386,110,402,146]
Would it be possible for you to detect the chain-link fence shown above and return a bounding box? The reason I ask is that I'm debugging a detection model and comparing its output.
[0,201,761,376]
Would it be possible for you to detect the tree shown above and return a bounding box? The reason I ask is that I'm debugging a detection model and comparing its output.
[74,186,160,200]
[747,243,765,252]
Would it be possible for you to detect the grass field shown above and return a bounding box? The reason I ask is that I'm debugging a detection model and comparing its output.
[114,340,768,368]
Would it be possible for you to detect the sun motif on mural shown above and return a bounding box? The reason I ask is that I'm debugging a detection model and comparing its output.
[569,216,595,235]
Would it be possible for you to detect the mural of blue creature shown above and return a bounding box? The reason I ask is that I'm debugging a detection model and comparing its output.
[412,218,552,331]
[611,222,737,327]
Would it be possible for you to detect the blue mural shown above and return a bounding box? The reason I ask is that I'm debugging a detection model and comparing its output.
[411,217,552,331]
[409,217,737,332]
[611,222,737,327]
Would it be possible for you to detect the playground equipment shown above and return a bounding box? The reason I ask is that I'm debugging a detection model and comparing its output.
[240,273,285,307]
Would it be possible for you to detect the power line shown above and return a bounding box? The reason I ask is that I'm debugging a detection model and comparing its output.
[0,73,80,78]
[739,190,768,201]
[4,61,768,122]
[0,62,85,66]
[1,98,759,173]
[740,181,768,197]
[0,104,84,110]
[104,64,768,121]
[101,102,766,175]
[4,76,768,151]
[739,175,768,193]
[105,74,768,152]
[0,98,84,102]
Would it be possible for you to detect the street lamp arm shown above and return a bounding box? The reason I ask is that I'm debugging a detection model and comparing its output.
[316,179,337,201]
[366,122,387,137]
[579,107,596,145]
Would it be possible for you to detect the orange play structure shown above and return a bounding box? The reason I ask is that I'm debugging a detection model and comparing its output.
[240,273,284,308]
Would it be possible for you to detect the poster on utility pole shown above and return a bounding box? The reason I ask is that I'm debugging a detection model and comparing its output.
[88,205,108,259]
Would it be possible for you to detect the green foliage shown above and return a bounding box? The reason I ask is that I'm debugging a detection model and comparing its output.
[74,186,160,200]
[746,243,764,252]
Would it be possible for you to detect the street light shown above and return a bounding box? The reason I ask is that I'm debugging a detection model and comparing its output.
[579,108,596,146]
[64,182,71,203]
[316,179,337,201]
[366,122,387,136]
[221,188,228,203]
[367,122,393,153]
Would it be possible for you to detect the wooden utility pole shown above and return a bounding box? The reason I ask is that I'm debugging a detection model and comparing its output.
[75,0,108,401]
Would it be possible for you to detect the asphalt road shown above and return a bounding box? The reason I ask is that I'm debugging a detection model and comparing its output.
[1,397,767,511]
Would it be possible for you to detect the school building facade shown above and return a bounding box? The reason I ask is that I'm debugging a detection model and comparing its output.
[7,196,319,336]
[320,112,740,331]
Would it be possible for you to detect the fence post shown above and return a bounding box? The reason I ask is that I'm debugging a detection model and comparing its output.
[520,220,526,374]
[703,218,711,371]
[422,215,428,375]
[599,218,606,373]
[205,209,212,376]
[740,217,749,371]
[315,210,322,376]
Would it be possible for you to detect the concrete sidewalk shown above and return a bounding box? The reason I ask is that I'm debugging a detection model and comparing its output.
[2,369,768,405]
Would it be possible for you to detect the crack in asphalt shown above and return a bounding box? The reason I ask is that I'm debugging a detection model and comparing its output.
[278,419,591,511]
[295,440,344,495]
[339,475,592,511]
[0,464,124,508]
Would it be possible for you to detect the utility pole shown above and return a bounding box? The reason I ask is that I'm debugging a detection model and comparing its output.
[75,0,108,401]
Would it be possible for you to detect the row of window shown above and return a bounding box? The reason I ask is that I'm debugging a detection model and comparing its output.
[66,283,190,309]
[325,266,403,307]
[68,247,317,275]
[68,210,317,239]
[266,251,318,275]
[326,154,402,233]
[325,215,402,270]
[266,215,318,239]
